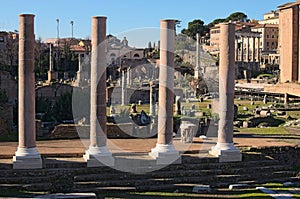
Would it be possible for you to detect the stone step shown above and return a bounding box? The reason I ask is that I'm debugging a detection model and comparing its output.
[73,164,289,183]
[74,174,244,190]
[0,176,52,184]
[0,182,51,192]
[74,170,296,191]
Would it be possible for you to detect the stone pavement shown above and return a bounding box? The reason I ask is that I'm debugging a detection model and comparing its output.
[0,132,296,159]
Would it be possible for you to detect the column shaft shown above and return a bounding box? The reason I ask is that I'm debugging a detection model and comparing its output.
[121,70,127,105]
[18,14,36,149]
[49,44,53,71]
[252,37,256,62]
[218,23,235,144]
[90,16,107,148]
[195,33,201,79]
[157,20,175,145]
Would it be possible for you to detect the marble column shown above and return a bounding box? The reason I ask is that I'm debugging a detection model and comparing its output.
[252,37,256,62]
[84,16,114,167]
[149,80,156,116]
[241,36,244,69]
[13,14,42,169]
[257,37,261,64]
[235,37,239,61]
[194,33,201,79]
[126,66,131,86]
[246,36,250,62]
[149,19,180,164]
[121,69,127,105]
[209,23,242,162]
[47,43,58,82]
[75,54,83,86]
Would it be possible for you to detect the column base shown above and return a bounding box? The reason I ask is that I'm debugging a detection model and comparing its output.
[13,147,42,169]
[47,71,58,83]
[209,142,242,162]
[83,146,115,167]
[149,143,181,165]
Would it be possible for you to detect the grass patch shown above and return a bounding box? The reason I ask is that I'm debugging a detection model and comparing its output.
[0,131,18,142]
[239,192,272,198]
[239,127,291,136]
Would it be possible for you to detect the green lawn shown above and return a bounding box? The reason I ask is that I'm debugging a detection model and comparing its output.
[238,127,291,136]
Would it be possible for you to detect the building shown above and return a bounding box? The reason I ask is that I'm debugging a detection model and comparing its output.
[209,21,261,79]
[259,11,279,25]
[278,0,300,83]
[251,24,279,71]
[106,35,144,65]
[45,35,144,67]
[0,31,19,66]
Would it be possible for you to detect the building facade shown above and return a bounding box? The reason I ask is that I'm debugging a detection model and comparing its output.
[0,31,19,66]
[278,0,300,83]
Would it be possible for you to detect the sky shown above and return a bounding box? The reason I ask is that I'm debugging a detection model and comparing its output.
[0,0,290,47]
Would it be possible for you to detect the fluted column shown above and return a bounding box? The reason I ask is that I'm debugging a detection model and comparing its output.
[84,16,114,167]
[209,23,242,162]
[13,14,42,169]
[149,19,180,165]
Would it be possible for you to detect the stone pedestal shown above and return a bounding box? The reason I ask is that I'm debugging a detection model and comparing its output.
[13,14,42,169]
[47,70,58,82]
[13,147,42,169]
[149,19,180,164]
[149,143,181,165]
[84,146,114,167]
[209,23,241,162]
[209,143,241,162]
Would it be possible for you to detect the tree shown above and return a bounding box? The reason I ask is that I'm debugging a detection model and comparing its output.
[181,19,209,40]
[207,12,248,28]
[52,92,73,122]
[226,12,248,22]
[34,38,49,80]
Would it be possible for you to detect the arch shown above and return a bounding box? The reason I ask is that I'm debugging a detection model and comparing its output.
[133,53,140,58]
[110,53,116,57]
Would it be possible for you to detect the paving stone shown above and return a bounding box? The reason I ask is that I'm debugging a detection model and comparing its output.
[34,193,97,199]
[192,185,211,193]
[229,183,249,190]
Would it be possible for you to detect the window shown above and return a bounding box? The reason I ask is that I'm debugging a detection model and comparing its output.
[0,36,4,42]
[266,35,269,38]
[133,53,140,58]
[267,42,269,46]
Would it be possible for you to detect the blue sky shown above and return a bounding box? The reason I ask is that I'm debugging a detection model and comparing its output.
[0,0,290,47]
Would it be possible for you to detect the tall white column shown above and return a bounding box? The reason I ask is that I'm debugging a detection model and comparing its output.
[241,36,244,68]
[252,37,256,62]
[49,44,53,71]
[149,19,180,165]
[209,23,242,162]
[84,16,114,167]
[47,43,58,82]
[194,33,201,79]
[121,69,127,105]
[246,36,250,62]
[13,14,42,169]
[149,81,156,116]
